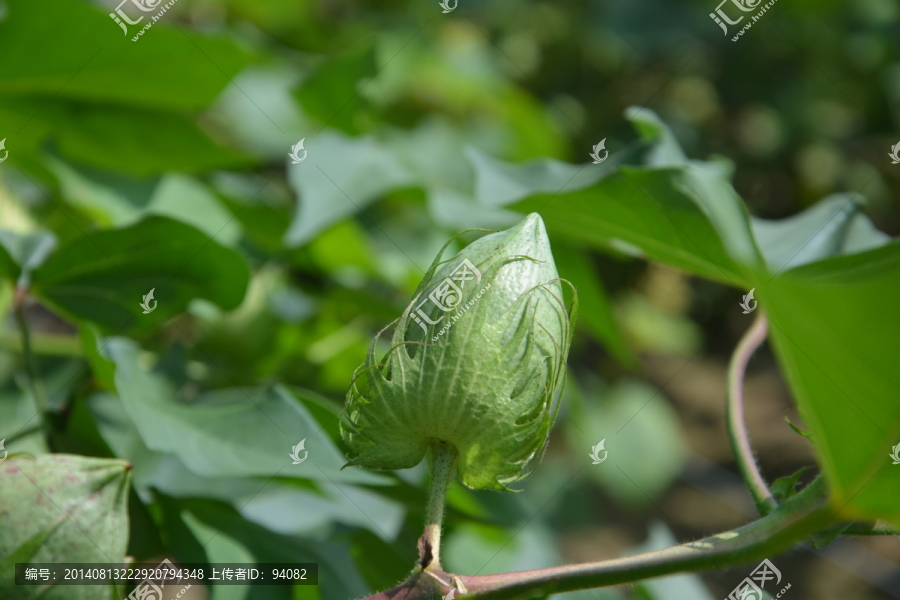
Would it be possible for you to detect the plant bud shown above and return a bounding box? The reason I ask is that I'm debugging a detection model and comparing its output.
[341,213,575,491]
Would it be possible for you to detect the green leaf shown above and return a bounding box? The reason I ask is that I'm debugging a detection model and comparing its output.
[751,194,891,273]
[46,157,144,226]
[5,99,251,176]
[810,522,852,550]
[0,454,131,599]
[481,109,761,286]
[509,166,751,286]
[625,106,689,165]
[181,512,256,600]
[294,44,378,134]
[467,146,609,208]
[79,325,118,391]
[552,243,634,366]
[89,390,291,502]
[239,479,405,540]
[145,174,242,245]
[87,388,402,542]
[770,467,810,502]
[30,216,249,332]
[0,229,57,285]
[444,521,558,575]
[567,379,687,504]
[0,100,249,178]
[0,243,18,281]
[107,337,384,484]
[0,0,253,111]
[759,243,900,525]
[347,529,411,593]
[157,495,370,600]
[0,0,253,175]
[783,413,813,440]
[284,132,417,247]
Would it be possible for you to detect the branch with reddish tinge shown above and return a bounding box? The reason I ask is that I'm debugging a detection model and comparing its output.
[727,309,778,516]
[360,476,829,600]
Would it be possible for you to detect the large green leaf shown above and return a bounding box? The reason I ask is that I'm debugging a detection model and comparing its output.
[476,107,899,525]
[0,454,131,599]
[86,388,404,542]
[479,110,760,287]
[0,97,250,176]
[0,0,252,111]
[509,166,752,286]
[30,216,249,332]
[107,337,384,484]
[0,0,253,176]
[759,243,900,525]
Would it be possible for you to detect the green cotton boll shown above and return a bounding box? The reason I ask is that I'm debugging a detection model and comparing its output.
[341,213,576,491]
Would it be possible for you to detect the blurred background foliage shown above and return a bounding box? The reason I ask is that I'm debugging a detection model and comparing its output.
[0,0,898,598]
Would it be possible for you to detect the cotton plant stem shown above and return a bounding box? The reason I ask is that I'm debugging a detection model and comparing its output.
[421,441,457,570]
[363,476,830,600]
[727,310,777,516]
[14,288,48,433]
[0,331,83,357]
[462,476,829,600]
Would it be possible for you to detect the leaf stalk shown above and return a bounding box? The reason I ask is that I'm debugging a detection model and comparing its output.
[727,309,777,515]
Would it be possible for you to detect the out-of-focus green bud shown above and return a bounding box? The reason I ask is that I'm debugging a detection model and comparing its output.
[341,213,576,491]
